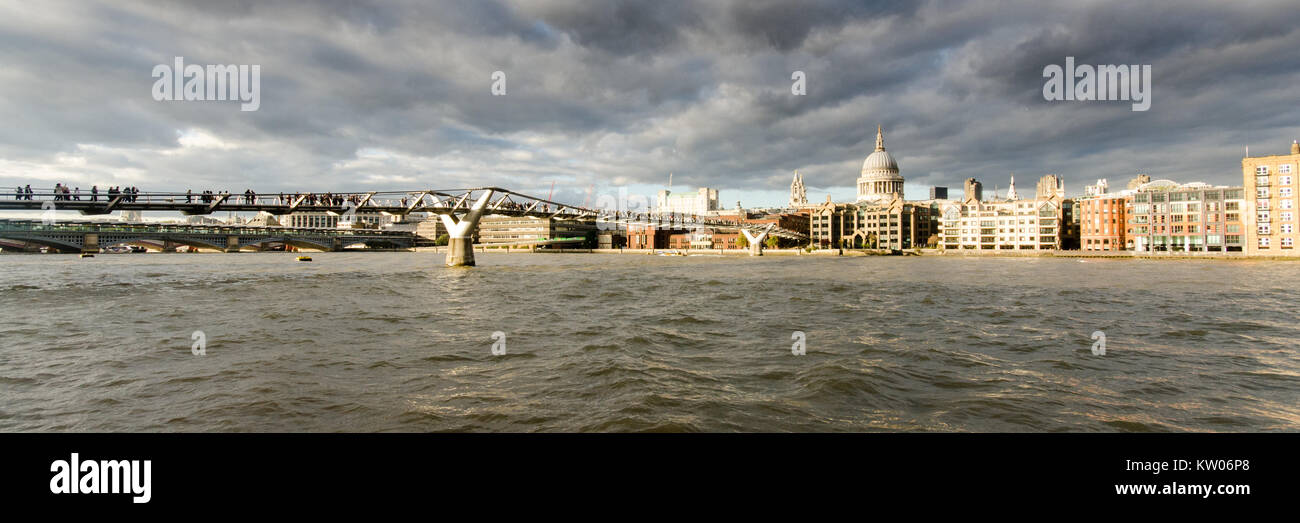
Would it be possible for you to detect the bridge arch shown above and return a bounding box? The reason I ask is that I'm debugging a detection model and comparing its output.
[0,235,83,253]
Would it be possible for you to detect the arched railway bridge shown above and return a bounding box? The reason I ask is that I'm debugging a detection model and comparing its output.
[0,219,413,253]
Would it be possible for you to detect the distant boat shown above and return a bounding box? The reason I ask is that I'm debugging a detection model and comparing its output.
[296,256,313,262]
[80,253,94,258]
[103,245,145,254]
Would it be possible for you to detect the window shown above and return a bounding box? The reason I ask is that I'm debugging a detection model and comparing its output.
[1258,188,1270,198]
[1282,175,1293,185]
[1283,224,1294,234]
[1259,237,1270,247]
[1282,165,1293,175]
[1257,165,1270,176]
[1281,188,1293,197]
[1283,212,1294,222]
[1283,199,1295,210]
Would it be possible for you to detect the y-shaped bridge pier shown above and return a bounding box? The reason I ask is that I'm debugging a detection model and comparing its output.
[439,190,494,266]
[740,224,776,256]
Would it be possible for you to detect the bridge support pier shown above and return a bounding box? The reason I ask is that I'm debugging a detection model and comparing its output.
[439,190,494,267]
[82,233,99,254]
[741,225,775,257]
[225,235,240,253]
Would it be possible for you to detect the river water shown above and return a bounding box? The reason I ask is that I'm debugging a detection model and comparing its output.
[1,252,1297,432]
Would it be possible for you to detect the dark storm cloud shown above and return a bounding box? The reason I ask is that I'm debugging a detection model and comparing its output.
[724,0,917,52]
[2,0,1300,204]
[522,0,704,57]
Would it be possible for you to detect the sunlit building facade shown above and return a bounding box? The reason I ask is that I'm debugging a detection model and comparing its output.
[940,175,1076,250]
[1243,140,1300,254]
[1125,180,1245,252]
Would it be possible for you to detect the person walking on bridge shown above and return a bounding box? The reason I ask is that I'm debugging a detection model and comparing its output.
[91,185,98,202]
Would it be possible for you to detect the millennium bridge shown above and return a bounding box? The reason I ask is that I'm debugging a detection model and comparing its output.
[1,187,808,266]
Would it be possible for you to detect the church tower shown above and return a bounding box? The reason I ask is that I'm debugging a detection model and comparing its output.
[789,170,808,207]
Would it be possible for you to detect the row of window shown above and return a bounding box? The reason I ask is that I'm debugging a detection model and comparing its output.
[1255,165,1295,176]
[1258,224,1296,234]
[1256,211,1296,221]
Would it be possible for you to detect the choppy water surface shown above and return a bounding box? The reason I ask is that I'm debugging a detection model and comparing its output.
[1,252,1297,432]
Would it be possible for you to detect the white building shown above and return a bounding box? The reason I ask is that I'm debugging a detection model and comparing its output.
[940,175,1074,251]
[279,210,395,229]
[656,187,719,215]
[1085,178,1110,197]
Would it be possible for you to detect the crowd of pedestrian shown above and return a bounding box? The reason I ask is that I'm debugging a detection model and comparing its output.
[12,184,140,202]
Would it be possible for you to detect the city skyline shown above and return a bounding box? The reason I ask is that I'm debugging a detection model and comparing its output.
[3,2,1299,506]
[3,1,1300,210]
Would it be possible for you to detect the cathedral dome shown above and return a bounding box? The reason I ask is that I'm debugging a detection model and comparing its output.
[856,125,904,203]
[861,149,899,174]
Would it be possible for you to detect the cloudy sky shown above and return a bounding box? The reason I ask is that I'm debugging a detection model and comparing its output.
[3,0,1300,211]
